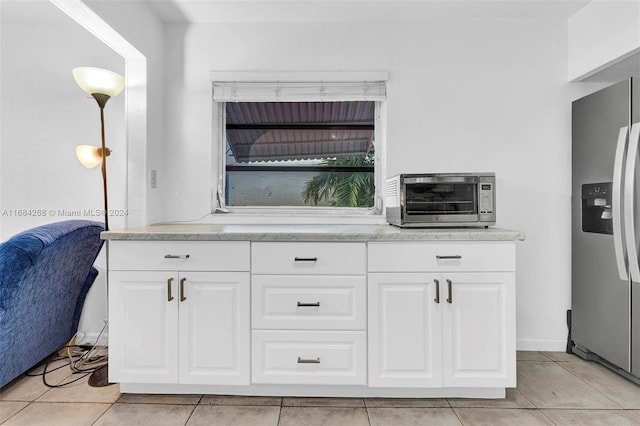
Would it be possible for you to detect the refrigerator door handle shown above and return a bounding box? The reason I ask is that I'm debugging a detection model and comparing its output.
[624,123,640,282]
[614,126,630,280]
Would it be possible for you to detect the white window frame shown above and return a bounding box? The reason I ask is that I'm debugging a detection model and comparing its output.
[211,71,387,222]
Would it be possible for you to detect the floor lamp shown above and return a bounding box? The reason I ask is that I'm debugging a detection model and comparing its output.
[73,67,124,387]
[73,67,124,231]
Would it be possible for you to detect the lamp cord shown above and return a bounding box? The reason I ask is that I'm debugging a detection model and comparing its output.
[25,345,108,388]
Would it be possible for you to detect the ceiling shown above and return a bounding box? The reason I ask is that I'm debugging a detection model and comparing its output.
[147,0,591,23]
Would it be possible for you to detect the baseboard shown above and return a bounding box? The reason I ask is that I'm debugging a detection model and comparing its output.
[74,334,564,352]
[517,338,567,352]
[73,334,564,352]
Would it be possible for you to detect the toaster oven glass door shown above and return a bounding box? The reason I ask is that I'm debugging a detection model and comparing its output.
[404,181,478,221]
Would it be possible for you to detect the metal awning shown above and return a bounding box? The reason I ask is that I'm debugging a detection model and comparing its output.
[226,101,374,163]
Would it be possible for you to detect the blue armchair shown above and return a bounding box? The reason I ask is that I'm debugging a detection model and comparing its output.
[0,220,104,388]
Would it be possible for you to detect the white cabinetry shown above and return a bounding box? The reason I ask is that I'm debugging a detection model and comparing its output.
[441,272,514,388]
[108,241,250,385]
[106,233,519,397]
[251,242,367,385]
[368,272,442,387]
[368,242,516,389]
[108,270,178,384]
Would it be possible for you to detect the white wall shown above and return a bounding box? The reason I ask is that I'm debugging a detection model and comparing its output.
[1,0,165,340]
[0,1,126,238]
[1,1,616,350]
[568,0,640,81]
[161,16,584,350]
[0,0,126,339]
[85,0,166,226]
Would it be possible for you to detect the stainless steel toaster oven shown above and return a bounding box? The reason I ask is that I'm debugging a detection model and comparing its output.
[385,173,496,227]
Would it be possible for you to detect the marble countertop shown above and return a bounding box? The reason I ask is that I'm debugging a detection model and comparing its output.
[102,223,525,242]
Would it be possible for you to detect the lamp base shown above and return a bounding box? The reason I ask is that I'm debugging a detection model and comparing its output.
[88,365,112,387]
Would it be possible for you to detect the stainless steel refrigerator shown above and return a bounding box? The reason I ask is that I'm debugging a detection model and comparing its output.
[571,77,640,382]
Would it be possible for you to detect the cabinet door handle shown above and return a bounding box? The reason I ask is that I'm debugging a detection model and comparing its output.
[180,278,187,301]
[297,357,321,364]
[297,301,321,307]
[436,255,462,260]
[294,257,318,262]
[167,278,174,302]
[164,254,190,259]
[446,279,453,304]
[434,279,440,304]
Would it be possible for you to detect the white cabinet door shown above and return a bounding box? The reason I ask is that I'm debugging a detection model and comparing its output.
[109,271,250,386]
[179,272,250,385]
[368,273,443,387]
[109,271,179,384]
[442,272,516,388]
[368,271,516,389]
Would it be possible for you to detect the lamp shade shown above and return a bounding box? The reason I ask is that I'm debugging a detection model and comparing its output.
[76,145,102,169]
[72,67,124,97]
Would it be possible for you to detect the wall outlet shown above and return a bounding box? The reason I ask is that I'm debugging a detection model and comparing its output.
[150,169,158,189]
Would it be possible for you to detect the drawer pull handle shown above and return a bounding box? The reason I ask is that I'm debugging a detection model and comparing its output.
[180,278,187,302]
[446,279,453,304]
[436,255,462,260]
[434,279,440,304]
[167,278,174,302]
[295,257,318,262]
[297,301,321,307]
[165,254,190,259]
[297,357,321,364]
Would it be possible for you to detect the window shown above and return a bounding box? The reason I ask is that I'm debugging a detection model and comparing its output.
[225,101,376,208]
[212,73,387,216]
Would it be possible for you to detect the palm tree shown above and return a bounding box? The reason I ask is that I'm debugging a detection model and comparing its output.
[301,153,375,207]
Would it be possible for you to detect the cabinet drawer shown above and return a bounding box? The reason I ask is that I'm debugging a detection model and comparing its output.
[252,276,366,330]
[109,241,250,271]
[252,242,366,275]
[252,330,366,385]
[368,242,515,272]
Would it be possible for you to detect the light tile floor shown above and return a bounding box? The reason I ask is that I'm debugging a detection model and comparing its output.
[2,351,640,425]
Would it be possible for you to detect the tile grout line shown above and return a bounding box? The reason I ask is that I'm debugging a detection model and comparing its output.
[6,352,640,425]
[181,403,199,426]
[0,401,30,425]
[89,401,113,426]
[554,359,626,409]
[510,372,541,410]
[537,406,560,426]
[448,406,466,426]
[516,358,619,411]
